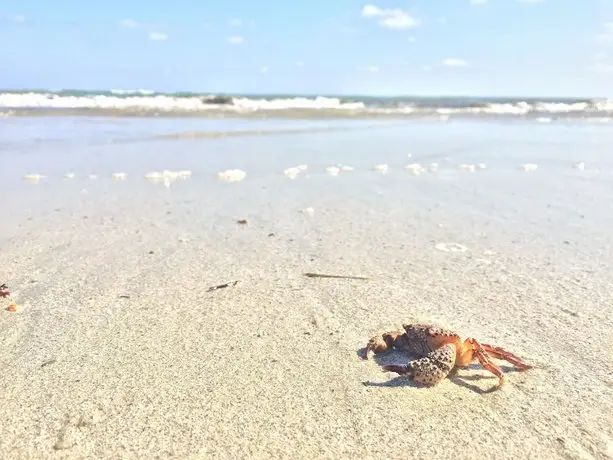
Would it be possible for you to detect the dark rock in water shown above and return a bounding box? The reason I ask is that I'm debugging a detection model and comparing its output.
[202,95,234,105]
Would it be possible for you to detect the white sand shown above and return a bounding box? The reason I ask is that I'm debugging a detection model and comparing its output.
[1,120,612,459]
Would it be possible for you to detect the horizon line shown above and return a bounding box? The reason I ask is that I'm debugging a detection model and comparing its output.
[0,88,607,100]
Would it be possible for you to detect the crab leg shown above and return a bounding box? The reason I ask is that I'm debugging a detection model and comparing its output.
[480,343,533,371]
[362,329,409,360]
[468,339,506,388]
[382,344,457,386]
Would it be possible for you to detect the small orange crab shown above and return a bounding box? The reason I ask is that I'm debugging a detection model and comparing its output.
[362,323,532,389]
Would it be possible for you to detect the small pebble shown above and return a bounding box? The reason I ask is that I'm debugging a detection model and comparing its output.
[53,439,72,451]
[301,207,315,216]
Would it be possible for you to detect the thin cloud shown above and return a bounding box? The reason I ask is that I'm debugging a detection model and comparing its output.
[361,4,419,30]
[442,58,468,67]
[588,62,613,74]
[516,0,545,3]
[261,66,269,73]
[361,65,380,73]
[227,35,244,44]
[295,61,305,67]
[5,13,25,23]
[588,49,613,74]
[228,18,242,27]
[470,0,489,4]
[0,13,25,23]
[149,32,168,41]
[119,18,141,28]
[595,22,613,42]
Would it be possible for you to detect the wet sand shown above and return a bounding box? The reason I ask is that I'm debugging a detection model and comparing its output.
[0,119,612,459]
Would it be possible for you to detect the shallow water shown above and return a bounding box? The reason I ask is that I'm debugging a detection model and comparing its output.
[2,117,613,256]
[2,116,613,274]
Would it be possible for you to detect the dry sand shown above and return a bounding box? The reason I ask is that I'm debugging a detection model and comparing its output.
[1,173,612,460]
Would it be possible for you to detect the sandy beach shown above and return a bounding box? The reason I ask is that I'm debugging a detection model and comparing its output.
[1,117,612,459]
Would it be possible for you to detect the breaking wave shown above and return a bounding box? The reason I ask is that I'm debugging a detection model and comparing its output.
[0,89,612,120]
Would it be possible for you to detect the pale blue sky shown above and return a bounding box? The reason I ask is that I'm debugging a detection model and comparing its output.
[1,0,612,97]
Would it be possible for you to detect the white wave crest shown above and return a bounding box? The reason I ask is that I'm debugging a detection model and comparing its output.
[110,88,156,95]
[1,92,612,116]
[0,93,365,112]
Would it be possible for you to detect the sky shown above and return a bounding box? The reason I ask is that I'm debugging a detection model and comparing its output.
[0,0,612,97]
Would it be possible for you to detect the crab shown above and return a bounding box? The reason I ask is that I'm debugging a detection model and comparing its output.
[0,284,10,298]
[362,323,533,389]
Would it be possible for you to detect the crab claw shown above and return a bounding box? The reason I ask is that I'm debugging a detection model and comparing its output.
[361,335,389,360]
[382,364,409,375]
[361,344,374,360]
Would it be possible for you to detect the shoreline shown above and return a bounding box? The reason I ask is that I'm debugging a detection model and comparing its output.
[1,107,613,122]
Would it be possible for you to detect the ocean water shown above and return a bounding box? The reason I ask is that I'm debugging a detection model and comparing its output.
[1,89,612,120]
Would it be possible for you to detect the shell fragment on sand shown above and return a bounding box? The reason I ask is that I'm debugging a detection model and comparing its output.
[145,171,164,181]
[325,166,340,176]
[373,164,389,174]
[435,242,468,253]
[112,172,128,180]
[300,207,315,216]
[283,164,308,179]
[572,162,585,170]
[23,174,46,183]
[405,163,424,175]
[217,169,247,182]
[283,167,301,179]
[145,170,190,188]
[519,164,538,172]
